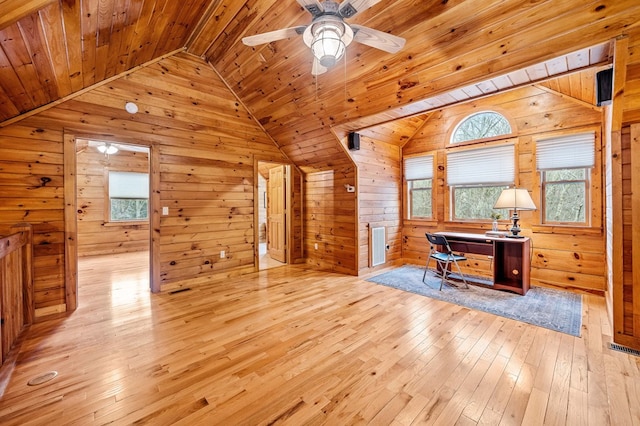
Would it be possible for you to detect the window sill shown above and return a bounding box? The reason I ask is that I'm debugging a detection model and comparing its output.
[404,218,438,225]
[531,224,602,235]
[443,220,505,230]
[103,220,149,228]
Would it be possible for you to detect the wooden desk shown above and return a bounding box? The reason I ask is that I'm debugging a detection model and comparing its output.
[436,231,531,295]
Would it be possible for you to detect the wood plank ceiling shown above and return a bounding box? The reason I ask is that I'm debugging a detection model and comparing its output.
[1,0,639,170]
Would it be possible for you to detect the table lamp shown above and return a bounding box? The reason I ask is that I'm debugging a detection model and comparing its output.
[493,188,536,238]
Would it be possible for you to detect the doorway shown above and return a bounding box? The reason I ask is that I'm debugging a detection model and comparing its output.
[75,138,152,303]
[257,162,290,270]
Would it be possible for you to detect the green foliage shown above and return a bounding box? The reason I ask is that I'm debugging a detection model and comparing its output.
[453,186,508,220]
[542,169,587,223]
[409,179,432,218]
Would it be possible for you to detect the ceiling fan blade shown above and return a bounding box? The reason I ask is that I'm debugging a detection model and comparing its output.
[242,26,306,46]
[312,60,328,76]
[297,0,324,16]
[338,0,383,18]
[351,24,405,53]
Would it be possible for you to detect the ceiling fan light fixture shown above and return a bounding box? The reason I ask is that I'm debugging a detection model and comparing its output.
[304,17,354,70]
[311,23,347,67]
[97,143,118,155]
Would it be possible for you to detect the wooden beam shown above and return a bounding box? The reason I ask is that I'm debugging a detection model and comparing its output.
[0,0,55,29]
[610,36,629,345]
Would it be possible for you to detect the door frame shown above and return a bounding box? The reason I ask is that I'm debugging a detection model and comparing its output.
[255,159,294,269]
[64,132,160,312]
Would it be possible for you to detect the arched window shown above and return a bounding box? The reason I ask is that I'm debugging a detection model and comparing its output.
[451,111,512,143]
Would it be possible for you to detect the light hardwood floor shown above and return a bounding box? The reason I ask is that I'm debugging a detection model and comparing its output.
[0,252,639,425]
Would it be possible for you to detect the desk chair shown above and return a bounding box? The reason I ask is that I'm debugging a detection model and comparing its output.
[423,233,469,290]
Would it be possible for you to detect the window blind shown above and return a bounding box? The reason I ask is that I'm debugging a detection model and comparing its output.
[536,132,595,170]
[447,144,514,185]
[404,155,433,180]
[109,171,149,198]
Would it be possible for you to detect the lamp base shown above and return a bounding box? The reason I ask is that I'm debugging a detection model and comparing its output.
[508,213,522,238]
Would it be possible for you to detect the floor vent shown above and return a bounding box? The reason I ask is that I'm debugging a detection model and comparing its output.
[370,226,386,267]
[608,342,640,357]
[169,287,191,295]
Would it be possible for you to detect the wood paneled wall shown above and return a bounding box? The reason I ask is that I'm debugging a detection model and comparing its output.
[402,86,605,293]
[617,125,640,349]
[304,164,357,274]
[348,135,402,272]
[0,124,65,316]
[0,52,292,316]
[76,140,149,256]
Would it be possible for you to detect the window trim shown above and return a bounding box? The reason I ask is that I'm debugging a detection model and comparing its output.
[407,179,433,220]
[104,169,150,224]
[448,110,517,146]
[403,153,436,221]
[532,127,602,231]
[444,140,517,222]
[540,169,590,226]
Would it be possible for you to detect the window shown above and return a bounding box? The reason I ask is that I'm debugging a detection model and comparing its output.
[537,132,595,225]
[447,144,514,220]
[108,171,149,222]
[451,111,512,143]
[404,155,433,219]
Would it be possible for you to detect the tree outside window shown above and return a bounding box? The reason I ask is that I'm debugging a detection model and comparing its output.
[409,179,432,218]
[453,185,509,220]
[542,169,588,223]
[451,111,512,143]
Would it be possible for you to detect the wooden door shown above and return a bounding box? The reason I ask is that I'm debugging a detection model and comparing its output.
[267,166,286,263]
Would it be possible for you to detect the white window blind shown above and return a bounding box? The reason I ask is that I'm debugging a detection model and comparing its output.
[447,145,514,185]
[404,155,433,180]
[536,132,595,170]
[109,171,149,198]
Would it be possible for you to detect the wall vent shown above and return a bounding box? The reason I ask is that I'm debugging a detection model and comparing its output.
[370,226,386,267]
[608,342,640,357]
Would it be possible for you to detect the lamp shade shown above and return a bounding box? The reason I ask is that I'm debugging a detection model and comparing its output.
[493,188,536,210]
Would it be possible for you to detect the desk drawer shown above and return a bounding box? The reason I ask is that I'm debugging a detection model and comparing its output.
[447,240,493,255]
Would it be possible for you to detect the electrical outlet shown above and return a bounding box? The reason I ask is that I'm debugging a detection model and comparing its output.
[314,243,318,250]
[162,206,169,215]
[220,250,225,258]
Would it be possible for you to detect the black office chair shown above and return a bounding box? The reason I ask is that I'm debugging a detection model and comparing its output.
[423,233,469,290]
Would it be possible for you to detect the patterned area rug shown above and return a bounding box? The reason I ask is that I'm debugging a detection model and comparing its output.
[367,265,582,337]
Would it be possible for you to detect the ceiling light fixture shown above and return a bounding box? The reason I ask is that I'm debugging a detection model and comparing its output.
[97,143,118,155]
[305,17,353,68]
[125,101,138,114]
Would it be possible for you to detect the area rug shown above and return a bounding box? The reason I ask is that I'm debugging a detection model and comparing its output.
[367,265,582,337]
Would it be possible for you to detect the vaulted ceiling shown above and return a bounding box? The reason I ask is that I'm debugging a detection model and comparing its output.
[1,0,639,171]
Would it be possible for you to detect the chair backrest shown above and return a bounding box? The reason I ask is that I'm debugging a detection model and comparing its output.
[425,233,452,253]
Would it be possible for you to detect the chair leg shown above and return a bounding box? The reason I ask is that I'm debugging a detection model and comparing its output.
[452,259,469,288]
[423,256,431,283]
[439,259,449,290]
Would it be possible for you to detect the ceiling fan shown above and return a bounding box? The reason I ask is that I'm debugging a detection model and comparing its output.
[242,0,406,75]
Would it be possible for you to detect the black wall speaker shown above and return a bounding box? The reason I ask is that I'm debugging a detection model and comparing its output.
[596,68,613,107]
[348,132,360,150]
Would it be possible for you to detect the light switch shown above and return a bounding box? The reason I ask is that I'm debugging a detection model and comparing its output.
[162,206,169,215]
